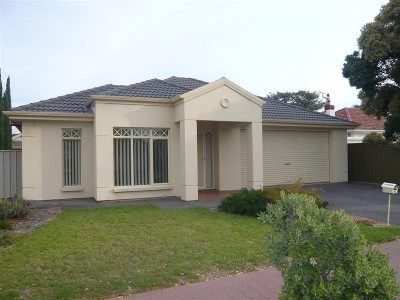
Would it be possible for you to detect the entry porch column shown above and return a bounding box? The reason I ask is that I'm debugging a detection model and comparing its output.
[180,119,198,201]
[246,122,263,189]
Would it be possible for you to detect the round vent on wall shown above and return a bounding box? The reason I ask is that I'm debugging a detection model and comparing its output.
[220,98,230,108]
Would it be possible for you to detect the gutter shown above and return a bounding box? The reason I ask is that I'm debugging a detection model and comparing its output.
[4,111,94,125]
[262,118,360,129]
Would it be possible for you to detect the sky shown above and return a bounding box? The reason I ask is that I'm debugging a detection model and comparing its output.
[0,0,389,113]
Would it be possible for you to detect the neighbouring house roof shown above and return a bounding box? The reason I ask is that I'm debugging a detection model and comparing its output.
[9,76,355,125]
[335,107,385,130]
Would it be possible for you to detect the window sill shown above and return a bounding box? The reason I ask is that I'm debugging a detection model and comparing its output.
[61,186,84,192]
[113,185,172,193]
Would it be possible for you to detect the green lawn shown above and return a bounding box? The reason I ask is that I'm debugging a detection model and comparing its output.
[359,224,400,244]
[0,206,271,300]
[1,206,399,300]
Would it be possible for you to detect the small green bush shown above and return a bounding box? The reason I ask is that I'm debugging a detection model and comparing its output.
[258,192,400,299]
[0,219,12,230]
[362,132,388,144]
[0,195,29,220]
[265,180,328,208]
[218,189,272,217]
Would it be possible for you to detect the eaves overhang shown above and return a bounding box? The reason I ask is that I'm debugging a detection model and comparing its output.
[87,95,172,107]
[4,111,94,125]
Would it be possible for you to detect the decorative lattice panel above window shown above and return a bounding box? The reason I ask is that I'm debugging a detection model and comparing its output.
[152,129,168,137]
[63,129,82,139]
[114,128,131,137]
[113,128,168,138]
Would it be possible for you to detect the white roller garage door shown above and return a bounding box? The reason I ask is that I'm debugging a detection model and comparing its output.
[263,130,330,186]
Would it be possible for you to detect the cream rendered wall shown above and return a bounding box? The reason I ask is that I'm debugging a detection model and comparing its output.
[21,121,42,200]
[22,120,95,200]
[179,119,197,200]
[217,122,242,190]
[94,102,180,201]
[175,85,262,123]
[329,129,349,182]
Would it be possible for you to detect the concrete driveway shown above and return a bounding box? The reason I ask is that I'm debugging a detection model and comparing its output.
[316,183,400,226]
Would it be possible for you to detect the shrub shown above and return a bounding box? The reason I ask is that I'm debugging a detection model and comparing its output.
[258,192,400,299]
[265,180,328,208]
[0,219,12,230]
[0,195,29,220]
[218,189,273,217]
[362,132,388,144]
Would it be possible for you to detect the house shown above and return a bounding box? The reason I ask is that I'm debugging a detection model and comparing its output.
[335,107,386,143]
[5,77,357,201]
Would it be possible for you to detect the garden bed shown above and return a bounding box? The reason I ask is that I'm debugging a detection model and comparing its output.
[5,207,62,234]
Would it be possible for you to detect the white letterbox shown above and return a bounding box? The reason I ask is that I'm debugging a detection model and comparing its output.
[381,182,398,194]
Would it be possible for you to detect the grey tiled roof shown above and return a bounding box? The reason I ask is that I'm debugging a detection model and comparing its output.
[261,97,356,124]
[10,78,202,114]
[11,84,124,113]
[9,76,355,125]
[107,79,191,99]
[164,76,208,90]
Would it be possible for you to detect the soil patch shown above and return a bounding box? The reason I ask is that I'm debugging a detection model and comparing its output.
[352,215,387,227]
[5,207,62,234]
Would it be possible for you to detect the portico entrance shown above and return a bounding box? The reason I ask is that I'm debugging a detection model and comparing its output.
[176,77,265,201]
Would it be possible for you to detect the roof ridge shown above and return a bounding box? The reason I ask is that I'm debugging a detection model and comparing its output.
[165,76,208,84]
[112,78,190,96]
[103,78,161,96]
[163,76,209,90]
[262,97,358,124]
[156,78,192,92]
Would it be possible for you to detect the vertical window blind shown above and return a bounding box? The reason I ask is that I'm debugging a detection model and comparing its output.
[62,129,82,186]
[114,138,132,186]
[113,128,169,187]
[133,139,150,185]
[153,139,168,183]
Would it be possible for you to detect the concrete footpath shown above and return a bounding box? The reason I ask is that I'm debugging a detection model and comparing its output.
[112,240,400,300]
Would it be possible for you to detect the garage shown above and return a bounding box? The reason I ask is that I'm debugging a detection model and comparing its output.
[263,130,330,186]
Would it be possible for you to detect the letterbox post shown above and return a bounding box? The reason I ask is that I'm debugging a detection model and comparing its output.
[387,193,391,226]
[381,182,398,226]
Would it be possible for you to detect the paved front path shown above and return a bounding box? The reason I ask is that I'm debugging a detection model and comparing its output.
[116,268,282,300]
[112,240,400,300]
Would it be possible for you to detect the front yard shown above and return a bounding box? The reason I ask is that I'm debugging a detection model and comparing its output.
[0,206,271,299]
[1,205,399,300]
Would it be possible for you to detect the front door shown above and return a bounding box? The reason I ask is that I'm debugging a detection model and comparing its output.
[197,133,213,189]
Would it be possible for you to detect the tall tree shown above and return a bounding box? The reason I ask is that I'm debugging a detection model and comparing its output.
[0,75,12,150]
[342,0,400,119]
[265,90,324,111]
